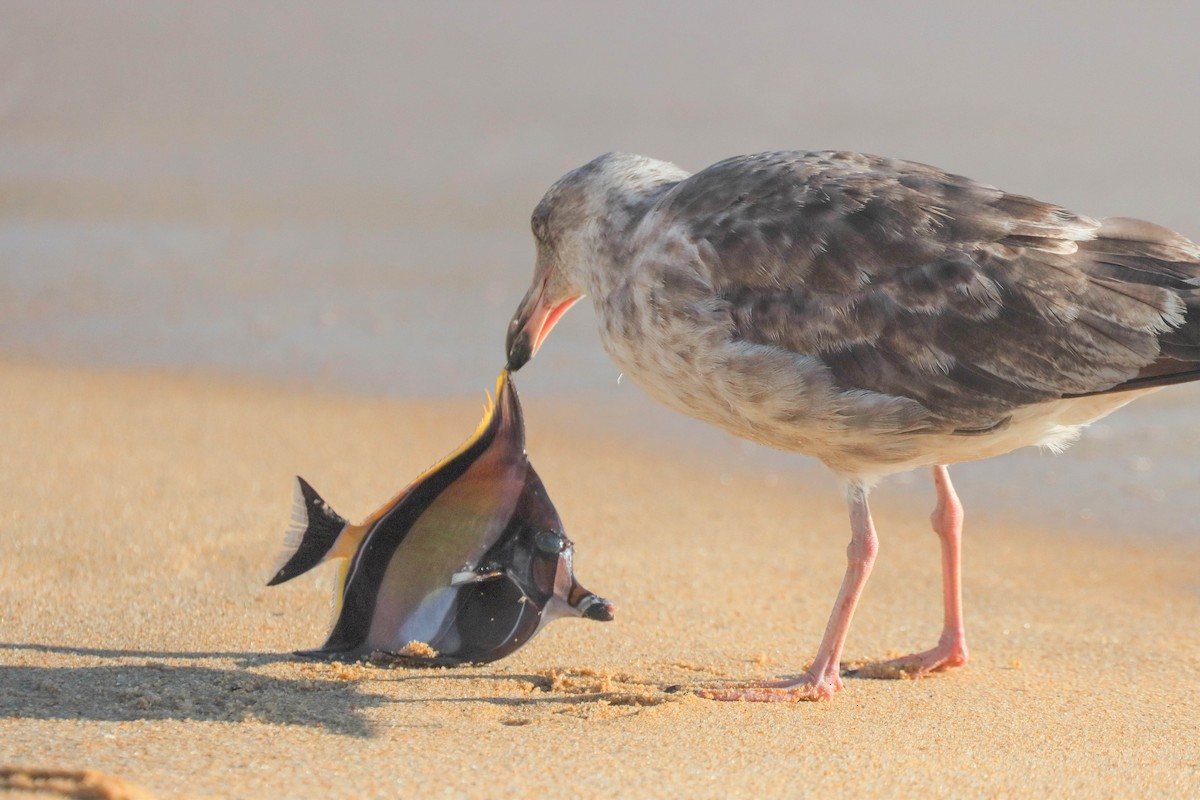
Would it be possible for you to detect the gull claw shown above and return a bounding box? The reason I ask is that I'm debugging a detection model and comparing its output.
[848,639,969,680]
[697,672,843,703]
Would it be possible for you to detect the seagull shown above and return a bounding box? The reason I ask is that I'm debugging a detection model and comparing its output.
[504,150,1200,701]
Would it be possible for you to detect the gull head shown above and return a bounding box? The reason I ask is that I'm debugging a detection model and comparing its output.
[506,152,688,370]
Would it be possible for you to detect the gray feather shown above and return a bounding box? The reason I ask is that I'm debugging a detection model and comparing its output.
[639,151,1200,432]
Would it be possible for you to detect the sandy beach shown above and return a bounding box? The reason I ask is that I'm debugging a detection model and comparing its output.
[4,5,1200,794]
[1,358,1197,798]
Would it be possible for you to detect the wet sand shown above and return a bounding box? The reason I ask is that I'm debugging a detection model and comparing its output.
[1,359,1197,798]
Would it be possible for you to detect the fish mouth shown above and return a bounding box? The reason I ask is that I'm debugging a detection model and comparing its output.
[506,276,580,371]
[578,595,616,621]
[568,581,615,622]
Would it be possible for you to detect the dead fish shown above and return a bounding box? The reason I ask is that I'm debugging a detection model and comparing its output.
[267,369,614,664]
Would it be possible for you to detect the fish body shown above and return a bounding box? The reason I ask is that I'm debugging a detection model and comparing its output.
[268,370,613,664]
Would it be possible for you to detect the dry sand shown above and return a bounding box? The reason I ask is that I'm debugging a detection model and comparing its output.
[1,359,1197,798]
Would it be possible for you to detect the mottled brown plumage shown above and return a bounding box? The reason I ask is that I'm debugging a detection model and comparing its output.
[505,150,1200,701]
[645,152,1200,431]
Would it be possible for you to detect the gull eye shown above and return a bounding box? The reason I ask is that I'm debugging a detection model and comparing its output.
[534,530,566,555]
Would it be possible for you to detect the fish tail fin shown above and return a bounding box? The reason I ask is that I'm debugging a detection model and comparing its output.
[267,476,350,586]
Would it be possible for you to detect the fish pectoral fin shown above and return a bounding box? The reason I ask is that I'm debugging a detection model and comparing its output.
[449,566,506,586]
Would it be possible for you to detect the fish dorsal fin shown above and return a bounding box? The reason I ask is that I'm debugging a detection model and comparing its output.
[359,370,516,528]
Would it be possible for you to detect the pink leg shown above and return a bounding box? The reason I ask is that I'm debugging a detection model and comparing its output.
[701,484,879,702]
[878,464,968,675]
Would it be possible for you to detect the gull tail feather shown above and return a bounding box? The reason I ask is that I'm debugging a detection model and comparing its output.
[267,476,350,586]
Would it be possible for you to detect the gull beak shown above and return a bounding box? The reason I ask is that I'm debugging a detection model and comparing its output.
[505,276,580,371]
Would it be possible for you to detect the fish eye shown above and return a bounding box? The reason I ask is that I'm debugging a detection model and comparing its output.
[534,530,566,555]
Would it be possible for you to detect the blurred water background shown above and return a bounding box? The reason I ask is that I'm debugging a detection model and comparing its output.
[3,1,1200,539]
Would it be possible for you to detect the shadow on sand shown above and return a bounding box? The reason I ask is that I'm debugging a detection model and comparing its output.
[1,642,682,725]
[0,643,387,737]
